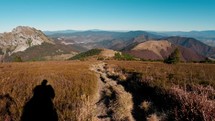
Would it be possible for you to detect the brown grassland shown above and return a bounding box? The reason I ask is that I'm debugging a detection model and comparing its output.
[0,61,98,121]
[106,60,215,120]
[106,61,215,88]
[0,60,214,121]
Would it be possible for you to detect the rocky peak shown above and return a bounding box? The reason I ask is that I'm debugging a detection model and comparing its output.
[0,26,53,55]
[12,26,34,32]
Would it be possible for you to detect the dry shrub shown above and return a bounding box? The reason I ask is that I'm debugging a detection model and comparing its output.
[110,85,134,121]
[140,101,151,112]
[169,85,215,121]
[147,114,161,121]
[0,94,19,121]
[185,84,215,100]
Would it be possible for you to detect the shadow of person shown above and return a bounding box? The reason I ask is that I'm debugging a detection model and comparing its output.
[21,80,58,121]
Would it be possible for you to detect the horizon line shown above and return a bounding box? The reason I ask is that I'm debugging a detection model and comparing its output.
[1,26,215,33]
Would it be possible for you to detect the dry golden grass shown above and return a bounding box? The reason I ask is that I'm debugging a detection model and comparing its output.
[106,60,215,88]
[106,60,215,120]
[110,85,134,121]
[1,60,215,120]
[0,61,98,121]
[139,101,151,112]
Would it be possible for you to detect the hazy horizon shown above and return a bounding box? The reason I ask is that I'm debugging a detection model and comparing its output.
[1,0,215,32]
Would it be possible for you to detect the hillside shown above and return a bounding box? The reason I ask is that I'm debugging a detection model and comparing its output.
[69,48,118,60]
[5,43,78,61]
[155,31,215,46]
[0,26,53,54]
[124,40,205,61]
[51,37,88,52]
[106,61,215,121]
[162,36,215,58]
[0,26,82,62]
[69,48,102,60]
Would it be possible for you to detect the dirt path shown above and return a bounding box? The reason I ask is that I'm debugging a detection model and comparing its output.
[91,62,134,121]
[91,62,166,121]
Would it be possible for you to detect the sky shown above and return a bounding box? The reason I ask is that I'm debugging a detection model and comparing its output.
[0,0,215,32]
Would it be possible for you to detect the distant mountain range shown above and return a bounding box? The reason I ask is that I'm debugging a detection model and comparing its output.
[154,30,215,39]
[153,30,215,46]
[46,30,215,47]
[47,30,161,49]
[160,36,215,58]
[1,26,215,62]
[46,29,215,58]
[44,30,79,35]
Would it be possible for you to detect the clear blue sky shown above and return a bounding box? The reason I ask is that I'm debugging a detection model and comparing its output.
[0,0,215,32]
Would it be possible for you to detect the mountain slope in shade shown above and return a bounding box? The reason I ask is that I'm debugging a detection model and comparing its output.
[91,35,150,51]
[5,43,78,61]
[0,26,53,54]
[162,36,215,58]
[125,40,205,61]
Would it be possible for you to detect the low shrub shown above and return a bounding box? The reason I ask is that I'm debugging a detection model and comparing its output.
[164,48,180,64]
[114,52,135,61]
[69,49,102,60]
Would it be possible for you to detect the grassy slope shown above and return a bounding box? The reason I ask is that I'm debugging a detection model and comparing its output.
[0,61,97,121]
[106,60,215,120]
[107,61,215,88]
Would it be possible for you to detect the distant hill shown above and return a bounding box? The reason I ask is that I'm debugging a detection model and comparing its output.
[69,48,118,60]
[124,40,205,61]
[156,30,215,39]
[52,38,88,52]
[69,48,102,60]
[43,30,79,35]
[161,36,215,58]
[81,32,160,50]
[48,31,118,44]
[154,30,215,46]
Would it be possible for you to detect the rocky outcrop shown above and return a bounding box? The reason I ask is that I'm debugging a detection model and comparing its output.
[0,26,53,55]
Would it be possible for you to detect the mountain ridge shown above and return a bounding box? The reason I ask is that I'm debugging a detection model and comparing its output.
[161,36,215,58]
[0,26,53,55]
[124,40,205,61]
